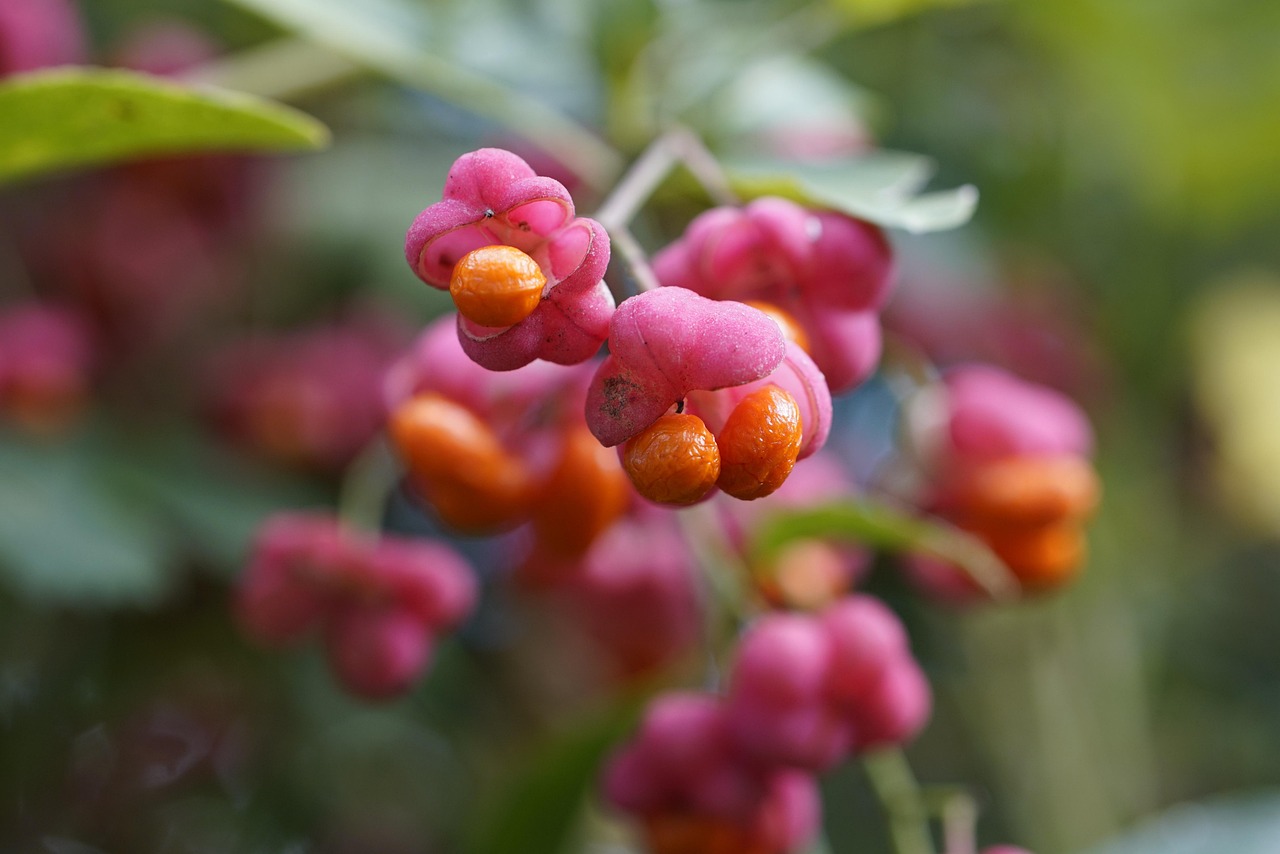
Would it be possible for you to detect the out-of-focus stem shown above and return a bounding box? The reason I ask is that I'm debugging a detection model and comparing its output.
[596,126,739,233]
[181,37,365,102]
[863,748,937,854]
[337,438,396,534]
[611,225,662,296]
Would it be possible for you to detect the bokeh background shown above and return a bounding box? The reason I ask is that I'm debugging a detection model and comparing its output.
[3,0,1280,852]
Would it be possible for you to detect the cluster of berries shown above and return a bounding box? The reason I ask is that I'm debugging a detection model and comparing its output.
[603,595,928,853]
[401,148,888,508]
[905,365,1100,600]
[235,514,476,700]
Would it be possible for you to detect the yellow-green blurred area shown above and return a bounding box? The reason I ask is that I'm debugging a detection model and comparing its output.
[4,0,1280,853]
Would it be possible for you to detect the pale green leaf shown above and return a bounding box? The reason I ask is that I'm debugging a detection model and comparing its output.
[1084,790,1280,854]
[0,67,329,185]
[727,154,978,233]
[749,499,1018,600]
[0,435,171,606]
[829,0,996,28]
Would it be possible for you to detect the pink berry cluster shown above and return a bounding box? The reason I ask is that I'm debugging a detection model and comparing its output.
[236,513,476,700]
[603,595,929,853]
[401,148,895,509]
[0,302,93,435]
[204,314,407,472]
[904,364,1100,600]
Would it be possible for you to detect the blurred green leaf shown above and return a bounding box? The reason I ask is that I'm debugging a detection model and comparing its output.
[107,432,329,575]
[224,0,622,186]
[0,68,329,185]
[1084,790,1280,854]
[749,499,1017,600]
[829,0,995,28]
[0,435,171,606]
[727,154,977,233]
[465,699,644,854]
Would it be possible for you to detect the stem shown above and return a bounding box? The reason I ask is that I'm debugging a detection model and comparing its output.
[337,438,397,534]
[862,748,937,854]
[610,226,662,296]
[677,503,754,669]
[669,127,739,206]
[181,37,366,102]
[933,788,978,854]
[593,133,681,232]
[595,126,739,233]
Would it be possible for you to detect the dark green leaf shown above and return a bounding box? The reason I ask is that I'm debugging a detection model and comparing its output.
[727,154,978,233]
[464,698,645,854]
[105,431,329,576]
[749,499,1017,600]
[0,67,329,184]
[0,434,171,605]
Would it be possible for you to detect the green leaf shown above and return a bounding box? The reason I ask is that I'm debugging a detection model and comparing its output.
[1083,790,1280,854]
[0,434,172,606]
[749,499,1018,600]
[105,431,329,576]
[0,67,329,185]
[464,698,645,854]
[727,154,978,233]
[223,0,622,187]
[828,0,996,29]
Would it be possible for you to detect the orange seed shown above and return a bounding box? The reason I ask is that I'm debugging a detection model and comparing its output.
[622,412,721,506]
[389,392,534,531]
[449,244,546,328]
[715,385,803,500]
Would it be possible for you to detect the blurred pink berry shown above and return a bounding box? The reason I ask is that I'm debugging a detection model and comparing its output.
[367,538,478,632]
[405,148,613,370]
[982,847,1035,854]
[0,301,94,434]
[548,512,701,679]
[602,691,822,854]
[722,596,929,772]
[206,315,407,471]
[0,0,84,76]
[324,605,435,701]
[235,513,477,701]
[653,197,894,392]
[932,365,1093,465]
[903,364,1099,598]
[234,514,351,647]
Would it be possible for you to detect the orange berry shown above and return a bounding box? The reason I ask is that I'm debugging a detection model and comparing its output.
[978,519,1086,589]
[745,300,810,353]
[645,814,770,854]
[389,393,534,531]
[956,456,1100,526]
[757,538,852,610]
[448,244,546,328]
[622,413,721,506]
[716,385,803,501]
[530,424,631,557]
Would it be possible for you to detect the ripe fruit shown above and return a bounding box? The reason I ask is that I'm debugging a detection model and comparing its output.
[744,301,811,353]
[716,386,803,500]
[389,392,534,531]
[530,425,631,557]
[448,244,546,328]
[623,413,721,505]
